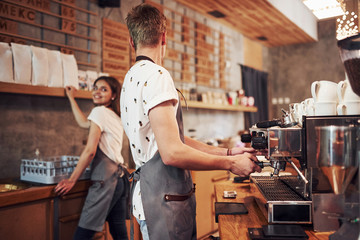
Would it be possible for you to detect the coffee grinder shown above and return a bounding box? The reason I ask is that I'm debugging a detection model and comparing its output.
[306,116,360,240]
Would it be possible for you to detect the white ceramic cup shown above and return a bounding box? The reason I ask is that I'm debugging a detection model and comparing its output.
[337,80,360,102]
[337,101,360,115]
[314,101,337,116]
[293,102,305,123]
[303,98,315,115]
[289,103,298,122]
[311,80,338,102]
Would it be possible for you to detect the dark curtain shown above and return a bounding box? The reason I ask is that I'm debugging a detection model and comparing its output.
[240,64,269,129]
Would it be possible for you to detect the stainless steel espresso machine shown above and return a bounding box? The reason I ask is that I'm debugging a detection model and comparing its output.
[243,115,360,239]
[243,33,360,239]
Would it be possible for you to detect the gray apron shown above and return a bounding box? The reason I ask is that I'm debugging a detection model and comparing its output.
[131,100,197,240]
[78,148,127,232]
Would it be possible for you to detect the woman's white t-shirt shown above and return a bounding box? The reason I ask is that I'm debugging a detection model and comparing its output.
[88,106,125,165]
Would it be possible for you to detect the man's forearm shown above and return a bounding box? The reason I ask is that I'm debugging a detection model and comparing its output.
[184,136,227,156]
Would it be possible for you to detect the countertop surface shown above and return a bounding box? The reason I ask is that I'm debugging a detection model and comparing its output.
[0,179,90,208]
[214,180,333,240]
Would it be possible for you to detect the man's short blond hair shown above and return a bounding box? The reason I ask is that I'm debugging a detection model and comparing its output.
[126,3,167,51]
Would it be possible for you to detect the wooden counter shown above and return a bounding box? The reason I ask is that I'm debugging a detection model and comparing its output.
[214,180,332,240]
[0,179,140,240]
[0,180,91,208]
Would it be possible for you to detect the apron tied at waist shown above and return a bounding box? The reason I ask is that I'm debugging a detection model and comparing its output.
[117,163,129,178]
[164,183,196,201]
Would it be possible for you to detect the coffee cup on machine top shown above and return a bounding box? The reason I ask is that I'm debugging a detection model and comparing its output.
[302,98,315,116]
[311,80,338,102]
[314,101,337,116]
[337,100,360,115]
[337,79,360,102]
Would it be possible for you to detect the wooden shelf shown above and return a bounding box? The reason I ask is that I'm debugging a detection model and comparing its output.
[182,100,257,112]
[0,82,257,112]
[0,82,92,99]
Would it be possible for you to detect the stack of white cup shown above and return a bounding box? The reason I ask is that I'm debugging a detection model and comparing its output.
[337,79,360,115]
[289,98,315,126]
[311,80,338,116]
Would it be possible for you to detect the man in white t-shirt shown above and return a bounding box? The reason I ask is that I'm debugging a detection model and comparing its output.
[121,3,262,240]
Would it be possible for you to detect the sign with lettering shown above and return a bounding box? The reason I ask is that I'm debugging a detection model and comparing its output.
[0,2,36,23]
[0,34,26,44]
[103,50,129,64]
[61,1,76,34]
[102,18,130,82]
[12,0,50,11]
[0,18,18,34]
[103,29,128,43]
[0,0,97,68]
[11,0,50,11]
[61,47,74,55]
[102,18,128,32]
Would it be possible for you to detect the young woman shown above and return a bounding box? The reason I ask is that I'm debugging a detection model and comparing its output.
[55,76,129,240]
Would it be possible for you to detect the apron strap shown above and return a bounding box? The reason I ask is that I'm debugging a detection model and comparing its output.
[129,168,141,240]
[164,183,196,201]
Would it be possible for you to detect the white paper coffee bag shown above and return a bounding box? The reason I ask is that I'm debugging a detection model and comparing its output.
[47,50,63,88]
[31,46,48,86]
[11,43,32,85]
[0,42,14,83]
[61,53,79,89]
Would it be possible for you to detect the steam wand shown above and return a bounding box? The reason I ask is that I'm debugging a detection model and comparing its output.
[287,158,308,184]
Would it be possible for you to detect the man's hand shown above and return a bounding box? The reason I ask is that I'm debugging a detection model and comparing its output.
[229,152,262,177]
[230,147,256,155]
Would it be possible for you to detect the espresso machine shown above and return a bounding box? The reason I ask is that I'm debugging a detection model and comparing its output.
[243,33,360,238]
[243,114,360,239]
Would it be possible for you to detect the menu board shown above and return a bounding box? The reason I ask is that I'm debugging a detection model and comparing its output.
[0,0,98,68]
[102,18,130,83]
[0,0,230,88]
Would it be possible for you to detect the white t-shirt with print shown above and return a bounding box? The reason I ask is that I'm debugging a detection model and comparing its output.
[120,59,178,220]
[88,106,125,165]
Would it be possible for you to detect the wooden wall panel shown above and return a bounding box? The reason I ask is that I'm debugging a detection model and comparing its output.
[0,0,98,68]
[102,18,130,83]
[146,0,231,89]
[243,36,263,71]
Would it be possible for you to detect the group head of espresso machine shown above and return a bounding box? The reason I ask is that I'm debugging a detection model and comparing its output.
[242,109,360,239]
[241,109,308,183]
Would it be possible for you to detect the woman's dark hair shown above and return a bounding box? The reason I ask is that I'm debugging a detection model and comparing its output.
[93,76,121,116]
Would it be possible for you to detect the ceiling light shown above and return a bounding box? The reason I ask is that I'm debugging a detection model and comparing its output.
[336,11,359,40]
[303,0,345,20]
